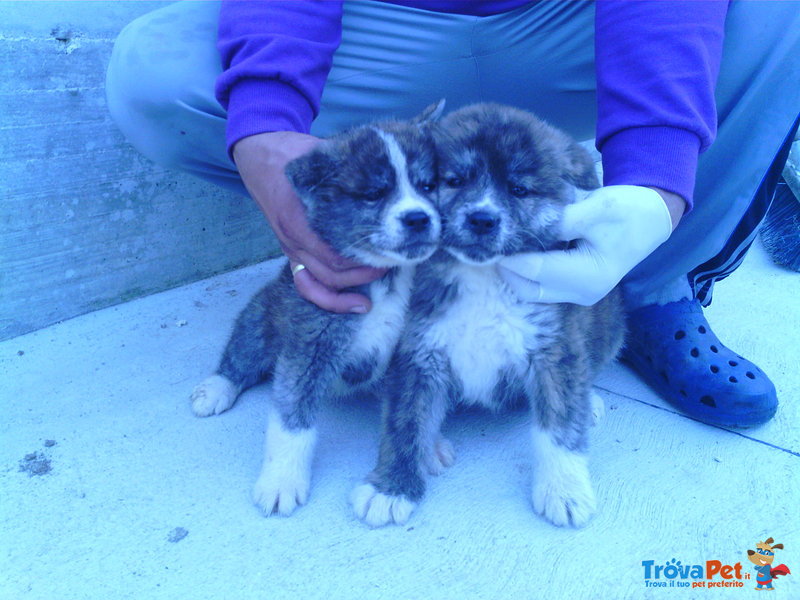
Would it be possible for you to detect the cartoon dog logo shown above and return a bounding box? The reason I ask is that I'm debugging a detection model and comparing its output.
[747,537,791,590]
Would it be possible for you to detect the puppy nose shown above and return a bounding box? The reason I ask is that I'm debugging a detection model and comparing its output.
[401,210,431,233]
[467,211,499,235]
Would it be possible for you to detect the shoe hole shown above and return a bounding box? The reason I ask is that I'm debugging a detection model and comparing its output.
[746,371,755,379]
[646,355,653,365]
[729,376,738,383]
[660,370,669,383]
[700,395,716,407]
[679,389,687,397]
[710,345,718,353]
[690,348,699,358]
[674,330,686,340]
[710,365,719,374]
[729,360,738,367]
[698,325,707,334]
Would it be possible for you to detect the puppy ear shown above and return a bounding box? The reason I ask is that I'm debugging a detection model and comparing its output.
[562,140,600,190]
[284,148,337,199]
[765,538,775,545]
[411,99,447,125]
[772,543,784,550]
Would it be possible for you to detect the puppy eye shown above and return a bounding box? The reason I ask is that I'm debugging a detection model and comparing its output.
[508,183,530,198]
[361,189,387,203]
[445,176,464,188]
[420,181,437,193]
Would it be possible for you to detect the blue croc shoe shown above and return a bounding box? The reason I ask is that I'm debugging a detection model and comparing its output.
[620,299,778,427]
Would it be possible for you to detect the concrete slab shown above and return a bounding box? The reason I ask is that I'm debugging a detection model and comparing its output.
[1,241,798,599]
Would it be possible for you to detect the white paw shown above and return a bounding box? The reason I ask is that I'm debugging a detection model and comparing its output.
[425,435,456,476]
[190,375,237,417]
[530,428,596,527]
[590,391,605,426]
[253,418,316,517]
[531,462,596,527]
[252,464,311,517]
[351,483,416,527]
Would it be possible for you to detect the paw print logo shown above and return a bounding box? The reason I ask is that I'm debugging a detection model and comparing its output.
[663,559,683,579]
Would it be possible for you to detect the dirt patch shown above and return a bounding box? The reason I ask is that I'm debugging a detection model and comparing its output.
[19,452,52,477]
[167,527,188,543]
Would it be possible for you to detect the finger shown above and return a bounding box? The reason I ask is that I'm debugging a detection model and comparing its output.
[502,245,615,305]
[497,266,543,301]
[291,250,386,289]
[537,286,593,306]
[281,224,365,272]
[535,249,620,305]
[499,265,591,305]
[498,253,545,281]
[303,237,365,272]
[556,195,611,241]
[292,267,372,314]
[502,245,600,283]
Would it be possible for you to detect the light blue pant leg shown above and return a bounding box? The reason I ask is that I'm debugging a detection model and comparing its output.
[627,0,800,304]
[106,0,800,302]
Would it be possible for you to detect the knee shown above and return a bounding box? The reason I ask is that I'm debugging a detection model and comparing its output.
[106,8,219,170]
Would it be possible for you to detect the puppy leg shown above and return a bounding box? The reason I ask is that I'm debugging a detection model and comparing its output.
[252,404,317,517]
[530,422,595,527]
[527,354,596,528]
[252,354,331,517]
[352,349,450,527]
[191,286,281,417]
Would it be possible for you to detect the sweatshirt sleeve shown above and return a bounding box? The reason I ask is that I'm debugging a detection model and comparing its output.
[215,1,344,158]
[594,0,728,209]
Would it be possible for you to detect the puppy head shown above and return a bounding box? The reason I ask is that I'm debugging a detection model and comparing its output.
[285,107,442,268]
[435,103,599,265]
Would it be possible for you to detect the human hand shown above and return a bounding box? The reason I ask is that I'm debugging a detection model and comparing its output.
[498,185,684,305]
[233,132,386,313]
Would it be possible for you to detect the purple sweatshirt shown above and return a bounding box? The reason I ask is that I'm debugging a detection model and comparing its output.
[216,0,728,207]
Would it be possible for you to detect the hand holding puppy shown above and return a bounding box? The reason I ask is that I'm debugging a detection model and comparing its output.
[233,131,385,313]
[499,185,682,305]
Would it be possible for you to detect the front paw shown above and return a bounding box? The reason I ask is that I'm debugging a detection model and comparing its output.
[351,483,416,527]
[531,458,596,527]
[252,464,311,517]
[191,375,237,417]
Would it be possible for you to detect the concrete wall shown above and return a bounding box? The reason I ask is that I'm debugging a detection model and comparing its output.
[0,1,279,341]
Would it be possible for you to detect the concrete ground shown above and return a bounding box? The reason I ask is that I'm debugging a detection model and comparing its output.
[1,239,798,600]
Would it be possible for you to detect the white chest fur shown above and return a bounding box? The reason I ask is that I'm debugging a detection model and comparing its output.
[423,265,553,406]
[348,266,415,371]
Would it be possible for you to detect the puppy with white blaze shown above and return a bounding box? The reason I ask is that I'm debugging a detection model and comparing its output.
[352,103,625,528]
[191,105,443,516]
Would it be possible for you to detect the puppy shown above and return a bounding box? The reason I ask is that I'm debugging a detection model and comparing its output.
[352,103,625,528]
[191,106,442,516]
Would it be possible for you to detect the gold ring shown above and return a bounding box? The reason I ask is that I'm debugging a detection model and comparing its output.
[291,263,307,277]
